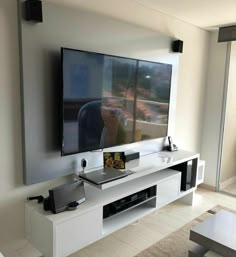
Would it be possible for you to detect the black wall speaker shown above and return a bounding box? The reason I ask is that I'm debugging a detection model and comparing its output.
[172,40,184,53]
[25,0,43,23]
[218,25,236,42]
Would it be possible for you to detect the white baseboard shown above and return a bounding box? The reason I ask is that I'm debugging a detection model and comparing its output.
[198,183,216,191]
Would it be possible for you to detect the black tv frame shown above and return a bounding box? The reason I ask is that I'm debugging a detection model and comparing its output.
[61,47,172,156]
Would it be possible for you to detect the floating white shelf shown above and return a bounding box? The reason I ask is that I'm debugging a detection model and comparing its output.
[80,150,199,190]
[25,149,200,257]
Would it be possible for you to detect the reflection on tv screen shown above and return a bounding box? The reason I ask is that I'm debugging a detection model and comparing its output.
[62,48,172,155]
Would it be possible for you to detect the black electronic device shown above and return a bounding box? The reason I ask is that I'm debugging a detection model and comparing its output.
[167,136,178,152]
[218,25,236,42]
[27,195,44,203]
[44,181,85,214]
[61,48,172,156]
[25,0,43,23]
[125,151,140,162]
[172,40,184,53]
[81,158,87,173]
[79,167,129,185]
[172,160,196,191]
[81,158,87,168]
[103,185,156,219]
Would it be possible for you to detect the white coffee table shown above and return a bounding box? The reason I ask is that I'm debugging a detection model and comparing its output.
[190,210,236,257]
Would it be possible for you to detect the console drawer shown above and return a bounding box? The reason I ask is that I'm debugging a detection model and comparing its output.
[157,172,181,208]
[55,207,102,257]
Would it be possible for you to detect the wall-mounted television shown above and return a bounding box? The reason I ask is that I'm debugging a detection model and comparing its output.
[61,48,172,156]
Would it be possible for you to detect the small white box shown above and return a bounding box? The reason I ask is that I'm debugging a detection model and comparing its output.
[197,160,205,185]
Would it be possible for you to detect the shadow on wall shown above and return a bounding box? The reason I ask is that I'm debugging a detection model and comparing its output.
[41,49,61,153]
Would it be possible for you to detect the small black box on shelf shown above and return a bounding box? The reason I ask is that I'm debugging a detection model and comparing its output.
[125,151,140,162]
[103,185,156,219]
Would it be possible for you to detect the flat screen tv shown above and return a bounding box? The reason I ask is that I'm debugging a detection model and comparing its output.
[61,48,172,156]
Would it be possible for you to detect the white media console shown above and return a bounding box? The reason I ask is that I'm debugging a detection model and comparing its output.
[25,150,204,257]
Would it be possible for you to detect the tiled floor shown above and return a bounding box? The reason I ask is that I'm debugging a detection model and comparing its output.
[69,188,236,257]
[222,181,236,195]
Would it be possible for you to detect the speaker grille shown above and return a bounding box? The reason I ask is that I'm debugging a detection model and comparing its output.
[172,40,183,53]
[218,25,236,42]
[25,0,43,23]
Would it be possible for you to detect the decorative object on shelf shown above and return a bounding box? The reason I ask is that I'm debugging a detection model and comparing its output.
[103,152,126,169]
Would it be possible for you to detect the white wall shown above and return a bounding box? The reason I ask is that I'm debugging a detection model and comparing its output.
[49,0,210,151]
[0,0,209,256]
[200,32,228,187]
[19,1,179,185]
[0,2,69,256]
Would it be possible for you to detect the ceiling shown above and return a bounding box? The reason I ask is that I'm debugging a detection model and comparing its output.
[48,0,236,29]
[135,0,236,29]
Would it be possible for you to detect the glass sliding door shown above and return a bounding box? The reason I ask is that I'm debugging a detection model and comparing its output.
[218,41,236,196]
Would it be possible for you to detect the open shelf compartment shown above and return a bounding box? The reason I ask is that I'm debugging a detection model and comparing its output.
[102,185,157,235]
[103,198,156,235]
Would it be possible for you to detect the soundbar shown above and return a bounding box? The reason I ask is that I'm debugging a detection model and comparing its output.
[125,151,140,162]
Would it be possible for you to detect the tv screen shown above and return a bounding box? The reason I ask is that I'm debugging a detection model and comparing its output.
[61,48,172,155]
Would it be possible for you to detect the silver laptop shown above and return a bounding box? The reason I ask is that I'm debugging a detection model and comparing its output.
[79,168,128,185]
